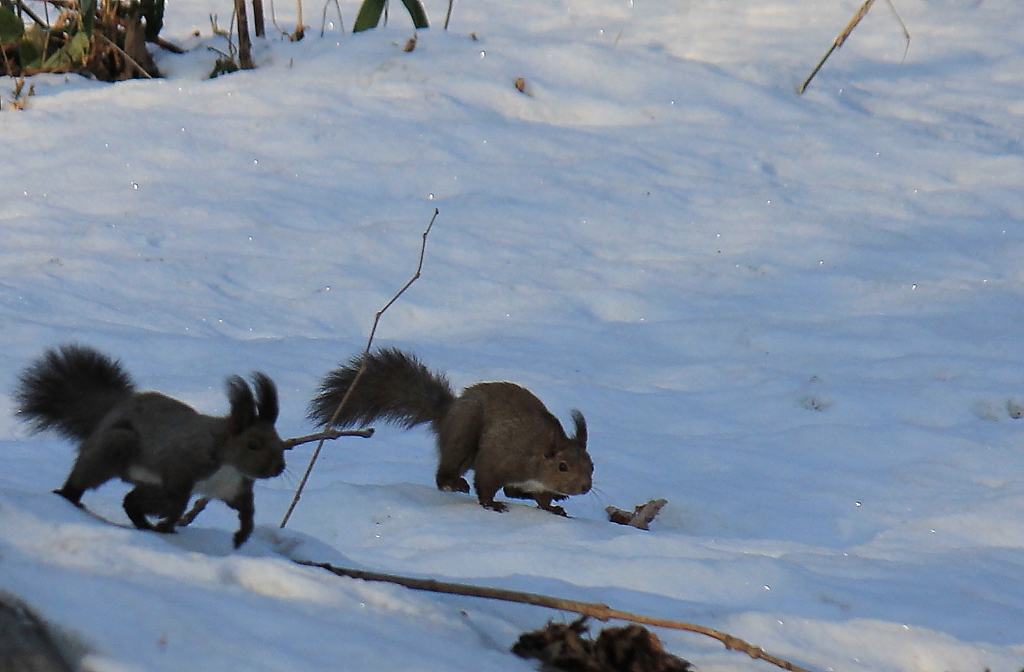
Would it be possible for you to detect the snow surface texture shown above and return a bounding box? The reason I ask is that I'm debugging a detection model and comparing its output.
[2,0,1024,670]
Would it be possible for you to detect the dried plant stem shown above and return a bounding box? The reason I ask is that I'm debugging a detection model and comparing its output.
[233,0,255,68]
[13,0,47,27]
[797,0,909,94]
[94,33,154,78]
[252,0,266,36]
[295,559,816,672]
[152,35,186,54]
[292,0,305,40]
[279,208,439,528]
[320,0,345,37]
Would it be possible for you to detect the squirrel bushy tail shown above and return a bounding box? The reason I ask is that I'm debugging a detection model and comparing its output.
[309,347,455,432]
[16,344,137,442]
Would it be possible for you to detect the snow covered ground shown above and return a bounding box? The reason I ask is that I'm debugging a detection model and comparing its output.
[2,0,1023,670]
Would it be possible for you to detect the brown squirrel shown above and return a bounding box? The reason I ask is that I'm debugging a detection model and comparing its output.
[15,344,288,547]
[308,348,593,515]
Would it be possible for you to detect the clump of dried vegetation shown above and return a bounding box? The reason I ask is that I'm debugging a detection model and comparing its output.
[1,0,437,89]
[1,0,167,81]
[513,617,693,672]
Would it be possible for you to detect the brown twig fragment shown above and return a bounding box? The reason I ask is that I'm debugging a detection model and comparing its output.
[607,498,667,530]
[283,427,374,450]
[279,208,439,528]
[294,559,816,672]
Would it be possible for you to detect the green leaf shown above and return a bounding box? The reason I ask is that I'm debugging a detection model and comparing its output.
[80,0,96,36]
[399,0,428,29]
[0,5,25,46]
[353,0,428,32]
[65,31,90,62]
[352,0,385,32]
[42,46,71,71]
[18,39,40,72]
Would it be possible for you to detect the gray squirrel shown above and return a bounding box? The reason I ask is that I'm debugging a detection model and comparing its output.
[15,344,288,547]
[308,348,593,515]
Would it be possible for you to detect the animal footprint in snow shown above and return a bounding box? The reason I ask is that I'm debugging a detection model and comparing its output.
[799,375,833,412]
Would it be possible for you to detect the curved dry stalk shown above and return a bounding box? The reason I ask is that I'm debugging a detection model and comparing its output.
[279,208,439,528]
[797,0,910,94]
[294,559,816,672]
[319,0,345,36]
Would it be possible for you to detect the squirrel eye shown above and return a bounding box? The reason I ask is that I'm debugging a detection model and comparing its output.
[559,461,569,472]
[247,440,260,451]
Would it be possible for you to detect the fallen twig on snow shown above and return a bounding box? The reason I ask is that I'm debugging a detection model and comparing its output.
[607,498,667,530]
[278,208,439,528]
[293,559,816,672]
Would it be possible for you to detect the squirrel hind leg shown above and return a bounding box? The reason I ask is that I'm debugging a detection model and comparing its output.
[123,486,189,533]
[59,424,139,504]
[53,485,85,507]
[57,446,131,506]
[434,439,474,494]
[122,488,156,530]
[435,470,470,493]
[435,408,481,494]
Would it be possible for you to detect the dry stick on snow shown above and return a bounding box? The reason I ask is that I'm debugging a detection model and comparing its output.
[295,560,817,672]
[279,208,439,528]
[797,0,909,94]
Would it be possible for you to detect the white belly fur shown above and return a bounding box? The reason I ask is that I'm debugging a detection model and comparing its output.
[127,465,163,486]
[194,465,246,501]
[505,479,549,493]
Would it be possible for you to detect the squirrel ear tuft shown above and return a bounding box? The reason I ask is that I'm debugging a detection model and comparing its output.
[226,375,257,430]
[570,409,587,449]
[251,372,279,424]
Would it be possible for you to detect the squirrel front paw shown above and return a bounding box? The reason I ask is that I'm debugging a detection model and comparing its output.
[480,500,508,513]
